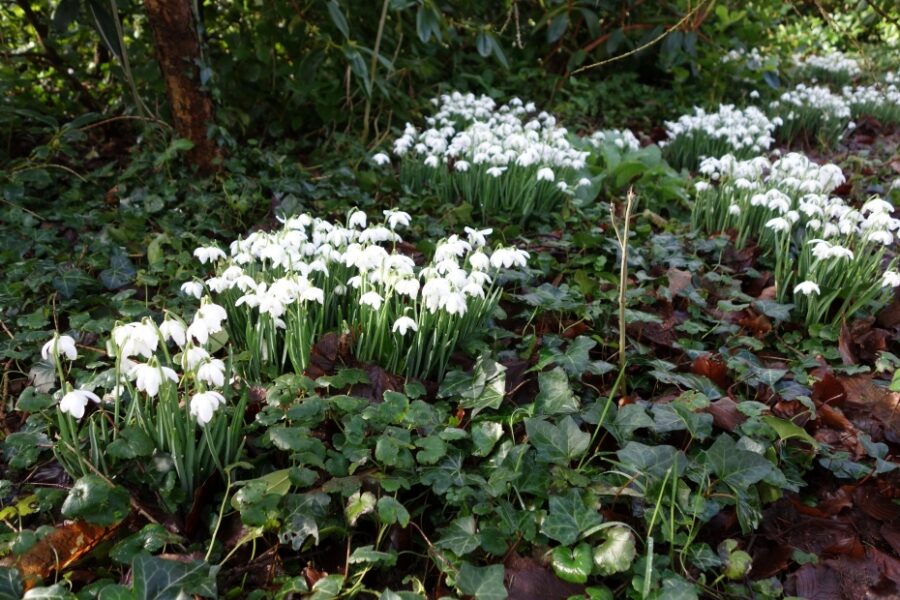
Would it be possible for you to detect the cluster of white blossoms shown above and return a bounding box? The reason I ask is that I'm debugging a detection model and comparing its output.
[588,128,641,153]
[661,104,779,168]
[721,47,766,70]
[390,92,589,219]
[792,51,861,80]
[186,208,529,379]
[769,84,852,146]
[841,81,900,124]
[693,152,899,323]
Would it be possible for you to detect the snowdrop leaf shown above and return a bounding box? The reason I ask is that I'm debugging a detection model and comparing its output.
[326,0,349,39]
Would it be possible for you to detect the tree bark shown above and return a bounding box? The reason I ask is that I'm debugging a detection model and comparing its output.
[142,0,220,171]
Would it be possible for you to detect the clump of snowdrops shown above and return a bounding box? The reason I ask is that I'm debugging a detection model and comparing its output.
[769,84,852,148]
[842,80,900,125]
[187,208,529,381]
[588,129,641,153]
[39,312,246,501]
[792,51,861,85]
[660,104,778,170]
[693,153,900,324]
[389,92,589,222]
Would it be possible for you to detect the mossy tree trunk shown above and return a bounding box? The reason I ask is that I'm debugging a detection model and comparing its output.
[142,0,220,171]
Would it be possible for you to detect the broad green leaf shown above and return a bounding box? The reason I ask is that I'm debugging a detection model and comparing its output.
[110,524,182,564]
[617,442,686,480]
[309,574,344,600]
[132,553,216,600]
[436,515,480,555]
[551,543,592,584]
[761,416,817,446]
[704,435,774,489]
[0,567,23,600]
[376,496,410,527]
[348,545,397,567]
[22,584,76,599]
[99,252,136,290]
[547,11,569,43]
[61,475,130,526]
[455,563,506,600]
[471,421,503,456]
[345,491,376,526]
[540,489,603,546]
[592,526,635,575]
[535,367,578,415]
[525,416,589,465]
[415,435,446,465]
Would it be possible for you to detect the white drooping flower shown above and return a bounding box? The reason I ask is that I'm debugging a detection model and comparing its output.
[197,358,226,387]
[113,321,159,359]
[194,246,227,264]
[883,271,900,288]
[348,210,367,229]
[536,167,555,182]
[41,334,78,362]
[372,152,391,166]
[182,346,211,371]
[180,281,204,299]
[132,362,178,397]
[490,247,530,269]
[794,281,821,296]
[59,388,100,420]
[190,391,226,426]
[360,291,384,311]
[159,318,186,348]
[392,316,418,335]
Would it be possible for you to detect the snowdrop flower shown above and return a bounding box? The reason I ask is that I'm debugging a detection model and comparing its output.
[490,247,530,269]
[348,210,367,229]
[42,334,78,362]
[194,246,226,264]
[486,166,506,178]
[454,160,470,172]
[59,388,100,420]
[196,303,227,330]
[765,217,791,233]
[883,271,900,288]
[133,362,178,397]
[113,321,159,359]
[728,204,742,216]
[383,209,411,230]
[159,318,186,347]
[394,278,420,298]
[372,152,390,166]
[181,281,204,299]
[536,167,555,182]
[182,346,210,371]
[794,281,821,296]
[360,291,384,310]
[867,230,894,245]
[464,227,492,248]
[392,316,418,335]
[190,391,225,426]
[197,358,226,387]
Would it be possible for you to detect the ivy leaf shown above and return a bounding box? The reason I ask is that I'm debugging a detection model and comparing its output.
[535,367,578,415]
[279,493,330,549]
[436,516,480,555]
[471,421,503,456]
[309,574,344,600]
[617,442,686,480]
[22,584,76,599]
[704,435,774,489]
[107,427,155,460]
[415,435,446,465]
[0,567,23,600]
[551,543,592,584]
[132,553,216,600]
[61,475,130,526]
[345,491,376,526]
[349,545,397,567]
[592,526,636,575]
[110,524,183,564]
[455,563,507,600]
[376,496,410,527]
[540,489,603,546]
[526,417,589,465]
[99,251,136,290]
[608,403,653,442]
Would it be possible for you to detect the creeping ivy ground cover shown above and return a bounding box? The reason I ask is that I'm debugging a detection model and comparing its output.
[2,5,900,600]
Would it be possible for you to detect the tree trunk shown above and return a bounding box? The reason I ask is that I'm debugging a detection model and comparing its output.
[142,0,220,171]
